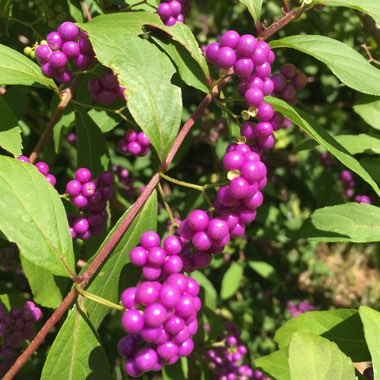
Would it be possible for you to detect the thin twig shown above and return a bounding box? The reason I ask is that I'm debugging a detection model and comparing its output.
[361,43,380,66]
[29,76,82,164]
[81,0,92,21]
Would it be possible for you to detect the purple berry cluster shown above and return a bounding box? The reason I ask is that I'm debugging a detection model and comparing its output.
[119,274,200,376]
[88,69,126,105]
[272,63,308,105]
[320,151,333,169]
[36,21,94,83]
[66,168,114,240]
[129,231,184,280]
[286,300,315,318]
[340,170,371,204]
[157,0,185,26]
[0,301,42,375]
[17,156,56,186]
[205,324,260,380]
[205,31,284,150]
[118,129,151,157]
[173,143,267,272]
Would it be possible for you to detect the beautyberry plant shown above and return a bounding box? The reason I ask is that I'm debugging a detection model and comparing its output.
[0,0,379,379]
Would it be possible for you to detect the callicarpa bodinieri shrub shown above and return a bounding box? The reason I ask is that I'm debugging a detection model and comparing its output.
[0,0,380,379]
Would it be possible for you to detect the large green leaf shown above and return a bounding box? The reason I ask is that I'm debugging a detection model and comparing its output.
[359,306,380,379]
[0,97,22,156]
[353,96,380,130]
[274,309,370,362]
[75,108,110,176]
[41,300,111,380]
[296,134,380,155]
[153,36,209,93]
[268,97,380,196]
[21,255,68,308]
[0,44,57,90]
[0,157,75,276]
[288,332,356,380]
[220,262,244,300]
[313,0,380,24]
[255,349,291,380]
[79,14,183,161]
[83,191,157,328]
[239,0,263,27]
[270,35,380,96]
[301,203,380,243]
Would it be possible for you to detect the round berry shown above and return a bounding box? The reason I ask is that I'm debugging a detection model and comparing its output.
[223,151,245,171]
[135,347,158,372]
[129,246,147,267]
[121,287,137,309]
[229,176,250,199]
[58,21,79,40]
[207,218,229,241]
[35,161,49,175]
[220,30,240,49]
[135,281,159,305]
[140,231,160,249]
[75,167,91,183]
[163,255,183,274]
[236,34,257,57]
[159,285,180,309]
[217,47,236,69]
[244,87,263,107]
[144,303,167,327]
[36,44,52,63]
[188,210,209,231]
[46,32,62,51]
[49,51,67,69]
[163,235,182,255]
[121,309,144,333]
[205,42,219,65]
[62,41,80,58]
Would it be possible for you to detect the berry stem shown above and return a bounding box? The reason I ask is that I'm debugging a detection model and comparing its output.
[157,182,179,234]
[159,172,204,192]
[259,2,312,40]
[75,285,125,311]
[29,76,82,164]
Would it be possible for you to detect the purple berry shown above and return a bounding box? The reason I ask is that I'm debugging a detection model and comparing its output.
[121,309,144,333]
[236,34,257,57]
[121,287,137,309]
[49,50,67,69]
[244,87,263,107]
[62,41,80,58]
[46,32,62,50]
[135,281,160,305]
[144,303,167,327]
[36,44,52,63]
[163,235,182,255]
[217,47,236,69]
[35,161,49,175]
[135,347,158,372]
[140,231,160,249]
[163,255,183,274]
[160,285,180,309]
[206,42,220,65]
[58,21,79,40]
[233,58,254,78]
[75,167,91,183]
[147,247,167,267]
[129,246,147,267]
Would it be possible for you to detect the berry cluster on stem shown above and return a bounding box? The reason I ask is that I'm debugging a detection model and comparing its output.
[66,168,114,239]
[36,21,95,83]
[17,156,56,186]
[118,129,151,157]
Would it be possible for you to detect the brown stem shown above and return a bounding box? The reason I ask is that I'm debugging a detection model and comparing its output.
[3,289,78,380]
[259,4,307,41]
[357,12,380,48]
[81,1,92,21]
[5,73,231,380]
[282,0,290,14]
[29,76,81,164]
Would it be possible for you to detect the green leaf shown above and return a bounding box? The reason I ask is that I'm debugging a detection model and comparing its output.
[21,255,68,308]
[313,0,380,25]
[191,271,217,310]
[220,262,244,300]
[82,191,157,328]
[0,44,57,90]
[301,203,380,243]
[80,14,182,161]
[0,97,22,156]
[75,108,110,176]
[255,349,291,380]
[359,306,380,379]
[0,157,75,276]
[361,158,380,184]
[162,357,188,380]
[296,134,380,155]
[153,36,209,93]
[268,97,380,196]
[288,331,356,380]
[275,309,370,362]
[145,17,210,79]
[239,0,263,27]
[248,260,278,282]
[353,96,380,130]
[270,35,380,96]
[41,301,111,380]
[88,109,119,133]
